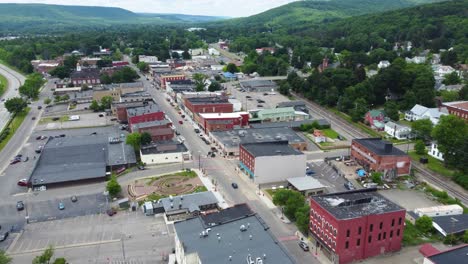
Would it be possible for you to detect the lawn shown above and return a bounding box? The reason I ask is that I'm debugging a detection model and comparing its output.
[0,73,7,97]
[322,128,340,139]
[39,115,70,124]
[402,220,440,246]
[328,108,381,137]
[0,108,30,152]
[408,151,454,178]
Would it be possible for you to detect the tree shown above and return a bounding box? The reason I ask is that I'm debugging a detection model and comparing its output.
[384,101,399,121]
[126,132,142,150]
[272,189,290,206]
[226,63,239,74]
[141,132,152,145]
[440,50,458,66]
[100,96,113,110]
[208,81,221,92]
[49,66,70,79]
[52,258,66,264]
[106,176,121,197]
[193,73,207,92]
[0,250,12,264]
[295,205,310,234]
[443,72,461,85]
[411,119,433,140]
[371,172,384,185]
[350,98,368,122]
[415,215,433,233]
[4,97,27,114]
[136,62,149,72]
[89,100,100,112]
[32,246,54,264]
[432,115,468,171]
[414,140,426,155]
[182,50,191,60]
[463,230,468,243]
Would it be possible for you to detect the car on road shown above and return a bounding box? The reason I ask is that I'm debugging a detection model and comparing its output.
[16,201,24,211]
[59,134,66,137]
[52,117,60,121]
[90,132,97,135]
[17,179,28,186]
[31,117,36,120]
[37,105,42,110]
[0,231,9,242]
[344,181,355,190]
[257,104,263,107]
[35,146,43,153]
[138,165,145,170]
[10,159,21,165]
[211,147,218,152]
[299,241,310,251]
[106,209,116,216]
[58,202,65,210]
[263,93,268,96]
[175,130,180,135]
[179,120,183,124]
[246,96,252,98]
[194,128,200,133]
[23,157,29,162]
[231,183,238,189]
[71,196,78,202]
[36,135,47,140]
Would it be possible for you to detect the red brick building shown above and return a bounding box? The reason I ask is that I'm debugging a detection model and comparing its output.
[184,97,233,118]
[198,112,249,132]
[351,138,411,176]
[112,61,129,68]
[310,189,406,264]
[112,101,148,123]
[131,120,174,142]
[156,74,186,89]
[127,103,165,127]
[441,101,468,121]
[70,64,100,86]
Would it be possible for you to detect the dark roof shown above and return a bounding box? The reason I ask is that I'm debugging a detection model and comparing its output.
[131,120,171,130]
[103,82,144,90]
[353,138,407,156]
[428,245,468,264]
[140,141,188,155]
[112,101,147,110]
[201,204,254,226]
[432,214,468,236]
[242,141,303,157]
[277,101,306,108]
[249,119,330,129]
[186,96,230,105]
[174,213,295,264]
[127,103,162,117]
[155,192,218,214]
[167,79,193,85]
[311,189,404,220]
[239,80,278,91]
[70,68,100,79]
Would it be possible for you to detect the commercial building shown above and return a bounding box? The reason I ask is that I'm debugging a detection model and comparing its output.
[111,101,148,123]
[127,103,165,126]
[138,55,159,64]
[441,100,468,121]
[140,141,190,165]
[184,96,233,118]
[174,204,295,264]
[249,107,308,123]
[239,79,278,92]
[131,119,173,141]
[351,138,411,178]
[197,112,249,133]
[239,141,306,186]
[29,135,136,188]
[155,74,186,89]
[210,127,307,156]
[277,100,309,113]
[287,176,326,196]
[70,64,100,86]
[420,244,468,264]
[310,189,406,264]
[249,119,330,130]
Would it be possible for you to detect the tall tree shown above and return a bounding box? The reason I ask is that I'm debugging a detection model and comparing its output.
[226,63,239,74]
[192,73,207,92]
[4,97,27,114]
[141,132,152,146]
[384,101,400,121]
[442,72,461,85]
[432,115,468,171]
[0,250,12,264]
[182,50,191,60]
[32,246,54,264]
[208,81,221,92]
[126,132,142,150]
[411,119,433,140]
[106,176,121,197]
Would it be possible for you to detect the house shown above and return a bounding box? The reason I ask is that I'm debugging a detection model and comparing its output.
[377,60,391,69]
[197,112,249,133]
[351,138,412,177]
[428,142,444,161]
[174,204,295,264]
[404,104,448,125]
[432,64,457,77]
[287,176,326,197]
[365,110,385,131]
[255,47,276,54]
[420,244,468,264]
[310,189,406,264]
[384,122,412,140]
[140,141,191,165]
[313,129,327,143]
[405,56,426,64]
[70,63,100,87]
[441,100,468,121]
[239,141,306,186]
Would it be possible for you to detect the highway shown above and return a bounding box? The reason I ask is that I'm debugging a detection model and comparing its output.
[0,64,25,131]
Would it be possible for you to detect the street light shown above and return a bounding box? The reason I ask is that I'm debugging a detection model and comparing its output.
[198,150,201,171]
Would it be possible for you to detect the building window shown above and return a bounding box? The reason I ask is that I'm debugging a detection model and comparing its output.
[345,241,349,249]
[380,222,383,229]
[346,229,350,237]
[358,227,362,235]
[391,219,395,227]
[333,229,337,236]
[390,230,393,238]
[357,239,360,246]
[370,224,373,232]
[383,232,386,240]
[398,217,402,225]
[378,233,381,241]
[368,236,372,243]
[397,229,400,237]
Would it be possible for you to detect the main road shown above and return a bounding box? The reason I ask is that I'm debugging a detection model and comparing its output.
[0,64,25,131]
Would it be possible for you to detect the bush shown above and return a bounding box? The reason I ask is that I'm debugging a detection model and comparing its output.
[453,172,468,190]
[106,176,121,197]
[415,215,433,233]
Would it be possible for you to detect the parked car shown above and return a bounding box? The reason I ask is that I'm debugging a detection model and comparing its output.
[36,135,47,140]
[98,114,104,117]
[138,165,145,170]
[106,209,116,216]
[52,117,60,121]
[299,241,310,251]
[306,169,315,176]
[0,231,9,242]
[59,134,66,137]
[16,201,24,211]
[58,202,65,210]
[71,196,78,203]
[17,179,28,186]
[175,131,180,135]
[31,117,36,120]
[257,104,263,107]
[35,146,43,153]
[37,106,42,110]
[211,147,218,152]
[10,159,21,165]
[231,183,238,189]
[194,128,200,133]
[23,157,29,162]
[344,181,355,190]
[179,120,183,124]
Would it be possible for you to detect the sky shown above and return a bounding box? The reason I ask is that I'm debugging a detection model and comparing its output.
[0,0,299,17]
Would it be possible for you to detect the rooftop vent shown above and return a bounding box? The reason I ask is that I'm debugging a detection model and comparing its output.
[384,142,393,153]
[170,203,173,208]
[169,195,173,201]
[240,225,247,232]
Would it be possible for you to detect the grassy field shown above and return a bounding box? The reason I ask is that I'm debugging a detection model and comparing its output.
[322,128,340,139]
[39,115,69,124]
[0,73,7,97]
[402,220,440,246]
[328,108,381,137]
[408,151,454,178]
[0,108,30,152]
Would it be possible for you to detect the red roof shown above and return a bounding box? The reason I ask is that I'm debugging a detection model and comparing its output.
[419,243,440,257]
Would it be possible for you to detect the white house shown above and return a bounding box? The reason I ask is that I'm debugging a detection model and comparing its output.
[432,64,457,77]
[210,65,224,71]
[384,121,412,140]
[405,56,426,64]
[378,60,391,69]
[428,142,444,161]
[208,48,220,56]
[404,104,448,125]
[189,48,204,56]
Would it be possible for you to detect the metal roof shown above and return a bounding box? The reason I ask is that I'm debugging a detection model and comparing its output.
[140,141,188,155]
[241,141,303,157]
[156,191,218,214]
[277,100,306,108]
[287,177,325,191]
[131,119,171,130]
[353,138,407,156]
[432,214,468,236]
[127,103,162,117]
[428,245,468,264]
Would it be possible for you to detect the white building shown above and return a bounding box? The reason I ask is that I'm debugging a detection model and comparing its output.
[414,204,463,218]
[432,64,457,77]
[428,142,444,161]
[208,48,220,56]
[228,98,242,112]
[405,56,426,64]
[210,65,224,71]
[138,55,159,64]
[140,142,191,165]
[189,49,204,56]
[378,60,391,69]
[384,121,412,140]
[404,104,448,125]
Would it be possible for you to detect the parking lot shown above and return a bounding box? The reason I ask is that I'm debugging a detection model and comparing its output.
[37,112,116,130]
[307,160,348,193]
[379,189,440,211]
[9,211,173,264]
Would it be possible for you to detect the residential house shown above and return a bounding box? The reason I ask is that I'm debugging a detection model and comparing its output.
[378,60,391,69]
[405,56,426,64]
[428,142,444,161]
[365,110,385,131]
[404,104,448,125]
[313,129,327,143]
[432,64,457,77]
[384,122,412,140]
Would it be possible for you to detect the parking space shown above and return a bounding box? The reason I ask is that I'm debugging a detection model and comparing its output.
[307,160,347,193]
[378,189,440,211]
[10,212,173,264]
[36,112,116,130]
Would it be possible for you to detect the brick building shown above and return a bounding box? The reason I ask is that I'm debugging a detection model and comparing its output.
[155,74,186,89]
[310,189,406,264]
[131,120,174,142]
[351,138,411,177]
[441,101,468,121]
[197,112,249,133]
[127,103,165,126]
[184,97,233,119]
[70,64,100,86]
[111,101,147,123]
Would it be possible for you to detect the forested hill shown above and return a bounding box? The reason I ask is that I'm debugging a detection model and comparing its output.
[0,4,224,33]
[217,0,445,29]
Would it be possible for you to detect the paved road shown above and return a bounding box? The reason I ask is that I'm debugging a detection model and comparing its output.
[0,64,25,131]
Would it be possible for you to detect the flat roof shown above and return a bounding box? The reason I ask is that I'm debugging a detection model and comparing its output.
[157,191,218,213]
[353,138,407,156]
[288,177,325,191]
[311,189,404,220]
[127,103,161,117]
[174,212,295,264]
[429,245,468,264]
[211,127,305,149]
[103,82,144,89]
[432,214,468,235]
[140,141,188,155]
[186,96,230,105]
[201,204,254,225]
[199,112,248,119]
[249,119,330,129]
[131,119,171,130]
[277,101,306,108]
[239,79,278,90]
[242,141,303,157]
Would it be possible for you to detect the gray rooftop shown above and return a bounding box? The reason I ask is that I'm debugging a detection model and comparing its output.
[429,245,468,264]
[127,103,161,117]
[277,101,306,108]
[157,191,218,214]
[311,189,404,220]
[201,204,254,225]
[249,119,330,129]
[242,141,303,157]
[288,177,325,191]
[239,80,278,91]
[131,119,171,131]
[103,82,144,89]
[186,96,230,105]
[353,138,407,156]
[432,214,468,236]
[140,141,188,155]
[211,127,305,149]
[174,212,295,264]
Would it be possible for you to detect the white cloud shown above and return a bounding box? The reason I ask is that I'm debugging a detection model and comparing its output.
[0,0,299,17]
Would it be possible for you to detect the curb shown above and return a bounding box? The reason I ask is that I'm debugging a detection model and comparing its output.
[6,230,24,254]
[8,239,121,256]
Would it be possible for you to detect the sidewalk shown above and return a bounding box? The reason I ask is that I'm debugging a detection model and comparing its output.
[195,169,229,209]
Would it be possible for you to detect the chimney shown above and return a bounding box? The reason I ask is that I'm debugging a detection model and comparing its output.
[384,142,393,153]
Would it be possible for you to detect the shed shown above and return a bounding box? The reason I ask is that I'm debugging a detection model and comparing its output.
[287,176,326,197]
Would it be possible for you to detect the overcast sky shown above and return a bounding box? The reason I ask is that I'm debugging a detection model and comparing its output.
[1,0,299,17]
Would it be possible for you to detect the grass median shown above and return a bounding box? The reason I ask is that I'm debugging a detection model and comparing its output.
[0,73,7,97]
[0,107,30,152]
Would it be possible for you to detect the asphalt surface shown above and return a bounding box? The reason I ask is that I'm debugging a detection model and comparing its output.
[0,64,25,131]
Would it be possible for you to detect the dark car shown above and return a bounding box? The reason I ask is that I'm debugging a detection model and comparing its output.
[175,131,180,135]
[10,159,21,165]
[299,241,310,251]
[106,209,116,216]
[0,231,9,242]
[16,201,24,211]
[35,146,43,153]
[257,104,263,107]
[71,195,78,202]
[263,93,268,96]
[90,132,97,135]
[37,106,42,110]
[211,147,218,152]
[231,183,238,189]
[179,120,183,124]
[31,117,36,120]
[306,169,315,176]
[59,134,66,137]
[98,114,104,117]
[246,96,252,98]
[23,157,29,162]
[52,117,60,121]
